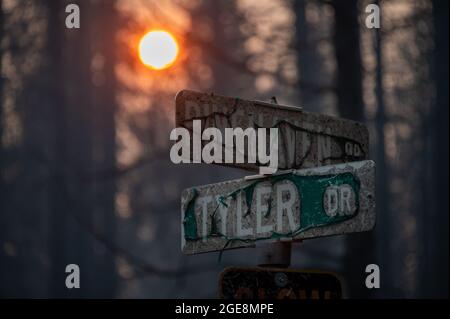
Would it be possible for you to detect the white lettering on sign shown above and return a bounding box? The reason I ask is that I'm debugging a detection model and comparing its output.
[318,128,332,165]
[256,185,273,235]
[236,192,253,237]
[198,181,300,240]
[182,160,375,254]
[200,196,213,242]
[323,184,356,217]
[276,182,298,233]
[176,90,370,175]
[345,141,362,157]
[216,195,230,236]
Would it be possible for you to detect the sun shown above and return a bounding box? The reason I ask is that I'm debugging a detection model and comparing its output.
[138,30,179,70]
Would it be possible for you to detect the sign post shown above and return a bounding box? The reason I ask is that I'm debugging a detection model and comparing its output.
[257,241,292,268]
[176,90,375,298]
[219,267,342,299]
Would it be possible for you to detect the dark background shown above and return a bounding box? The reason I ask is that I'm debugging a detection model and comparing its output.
[0,0,448,298]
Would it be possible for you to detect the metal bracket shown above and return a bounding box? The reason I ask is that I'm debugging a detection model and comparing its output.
[244,169,295,181]
[251,97,296,268]
[258,241,293,268]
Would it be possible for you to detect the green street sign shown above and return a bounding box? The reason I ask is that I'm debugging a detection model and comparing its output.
[181,160,375,254]
[219,267,342,299]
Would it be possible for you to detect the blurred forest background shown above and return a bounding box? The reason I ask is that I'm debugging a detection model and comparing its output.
[0,0,448,298]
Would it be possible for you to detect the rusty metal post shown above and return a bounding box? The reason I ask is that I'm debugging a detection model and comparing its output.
[257,241,292,268]
[257,97,292,269]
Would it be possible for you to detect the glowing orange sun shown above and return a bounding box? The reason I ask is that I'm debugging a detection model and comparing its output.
[138,30,179,70]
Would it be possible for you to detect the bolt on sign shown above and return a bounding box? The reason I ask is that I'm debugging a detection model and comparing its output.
[181,160,375,254]
[219,267,342,299]
[175,90,369,171]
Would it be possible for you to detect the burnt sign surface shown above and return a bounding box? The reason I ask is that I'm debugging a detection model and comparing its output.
[219,267,342,299]
[175,90,369,171]
[181,160,375,254]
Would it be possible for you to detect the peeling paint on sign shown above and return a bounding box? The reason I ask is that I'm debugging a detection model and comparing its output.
[181,160,375,255]
[175,90,369,171]
[219,267,342,299]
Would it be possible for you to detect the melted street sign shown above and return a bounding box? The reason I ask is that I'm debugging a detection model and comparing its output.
[175,90,369,171]
[219,267,342,299]
[181,160,375,254]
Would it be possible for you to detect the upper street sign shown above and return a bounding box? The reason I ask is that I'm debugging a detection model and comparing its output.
[219,267,342,299]
[181,160,375,254]
[175,90,369,172]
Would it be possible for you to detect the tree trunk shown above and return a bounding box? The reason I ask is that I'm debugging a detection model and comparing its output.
[332,0,365,122]
[422,0,449,298]
[87,0,118,298]
[294,0,325,112]
[373,0,391,298]
[48,0,119,298]
[48,0,70,298]
[332,0,375,298]
[0,0,5,297]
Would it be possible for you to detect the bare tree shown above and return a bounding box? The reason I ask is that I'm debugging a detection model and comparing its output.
[373,0,391,298]
[47,0,70,298]
[0,0,5,297]
[87,0,119,297]
[422,0,449,298]
[46,0,119,298]
[332,0,375,298]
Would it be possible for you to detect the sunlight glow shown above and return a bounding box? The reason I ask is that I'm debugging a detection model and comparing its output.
[138,30,179,70]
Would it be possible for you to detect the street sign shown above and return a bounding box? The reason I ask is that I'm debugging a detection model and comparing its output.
[219,267,342,299]
[175,90,369,171]
[181,160,375,254]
